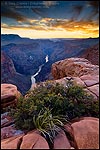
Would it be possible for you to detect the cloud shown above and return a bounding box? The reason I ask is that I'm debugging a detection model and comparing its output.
[88,1,99,10]
[1,6,46,25]
[1,7,27,22]
[69,1,99,22]
[86,1,99,20]
[1,17,99,37]
[31,8,45,18]
[1,23,48,31]
[71,5,84,20]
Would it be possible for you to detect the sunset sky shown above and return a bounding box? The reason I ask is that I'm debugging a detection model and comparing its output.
[1,1,99,38]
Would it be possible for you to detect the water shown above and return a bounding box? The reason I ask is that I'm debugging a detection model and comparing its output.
[31,55,49,86]
[45,55,49,63]
[31,64,44,84]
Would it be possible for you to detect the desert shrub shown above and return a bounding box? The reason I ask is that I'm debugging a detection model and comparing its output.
[10,80,99,132]
[33,108,68,144]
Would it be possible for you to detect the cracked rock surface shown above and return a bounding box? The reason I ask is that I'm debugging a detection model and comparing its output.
[51,58,99,100]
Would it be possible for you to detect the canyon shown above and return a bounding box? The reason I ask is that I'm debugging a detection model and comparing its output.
[1,34,99,95]
[1,56,99,149]
[1,35,99,148]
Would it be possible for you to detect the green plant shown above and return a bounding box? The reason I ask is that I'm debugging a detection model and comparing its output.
[33,108,68,143]
[10,80,99,135]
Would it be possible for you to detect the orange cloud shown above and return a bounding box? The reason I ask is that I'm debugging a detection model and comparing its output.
[1,17,99,38]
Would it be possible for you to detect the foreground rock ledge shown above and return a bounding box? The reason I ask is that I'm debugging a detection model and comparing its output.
[1,117,99,149]
[51,57,99,79]
[1,84,21,108]
[51,57,99,99]
[1,130,49,149]
[71,117,99,149]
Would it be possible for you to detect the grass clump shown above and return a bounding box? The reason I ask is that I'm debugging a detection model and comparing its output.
[33,108,68,144]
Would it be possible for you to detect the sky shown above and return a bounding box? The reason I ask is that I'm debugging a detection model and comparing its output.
[1,1,99,39]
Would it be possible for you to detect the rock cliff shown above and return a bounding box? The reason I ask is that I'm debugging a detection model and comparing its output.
[51,57,99,80]
[51,57,99,100]
[1,51,31,95]
[81,44,99,65]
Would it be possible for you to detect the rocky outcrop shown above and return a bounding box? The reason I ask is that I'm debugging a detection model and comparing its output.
[1,84,21,108]
[1,51,31,95]
[31,74,99,100]
[20,130,49,149]
[1,130,49,149]
[1,117,99,149]
[53,129,71,149]
[52,58,99,80]
[2,43,45,75]
[81,44,99,65]
[51,58,99,99]
[71,117,99,149]
[1,112,24,140]
[1,112,14,128]
[1,134,24,149]
[1,125,24,140]
[1,51,16,78]
[54,76,99,99]
[1,36,99,94]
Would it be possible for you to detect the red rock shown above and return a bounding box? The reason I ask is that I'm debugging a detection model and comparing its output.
[1,112,14,128]
[53,129,71,149]
[1,125,24,140]
[84,80,99,87]
[1,100,18,108]
[20,130,49,149]
[1,134,24,149]
[1,84,21,98]
[51,58,99,100]
[51,58,99,79]
[88,85,99,98]
[1,84,21,108]
[71,117,99,149]
[1,94,16,103]
[64,123,77,149]
[1,130,49,149]
[81,44,99,65]
[83,88,98,99]
[80,74,99,83]
[80,75,99,87]
[54,77,86,88]
[72,77,86,87]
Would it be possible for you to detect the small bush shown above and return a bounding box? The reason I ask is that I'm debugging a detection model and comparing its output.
[10,80,99,135]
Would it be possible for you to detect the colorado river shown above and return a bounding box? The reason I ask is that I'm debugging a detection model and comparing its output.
[45,55,49,63]
[31,55,49,87]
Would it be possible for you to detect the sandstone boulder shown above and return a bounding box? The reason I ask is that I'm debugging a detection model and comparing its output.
[1,112,14,128]
[1,84,21,108]
[53,129,71,149]
[1,130,49,149]
[50,76,98,99]
[80,75,99,86]
[20,130,49,149]
[1,118,99,149]
[1,125,24,140]
[81,43,99,65]
[87,85,99,98]
[1,134,24,149]
[51,58,99,99]
[51,58,99,79]
[55,77,86,88]
[71,117,99,149]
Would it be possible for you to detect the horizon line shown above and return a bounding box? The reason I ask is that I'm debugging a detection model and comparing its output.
[1,34,99,40]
